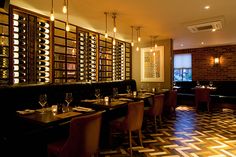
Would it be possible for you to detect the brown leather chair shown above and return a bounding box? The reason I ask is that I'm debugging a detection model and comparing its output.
[47,112,102,157]
[110,101,144,156]
[144,94,164,132]
[165,90,177,114]
[195,88,210,112]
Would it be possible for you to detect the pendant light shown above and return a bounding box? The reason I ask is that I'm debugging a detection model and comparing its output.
[62,0,67,14]
[65,0,70,31]
[138,27,141,42]
[112,12,117,45]
[131,26,134,47]
[104,12,108,38]
[50,0,54,21]
[150,36,153,52]
[136,27,141,51]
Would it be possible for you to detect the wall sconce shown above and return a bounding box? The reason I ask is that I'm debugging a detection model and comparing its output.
[214,57,220,65]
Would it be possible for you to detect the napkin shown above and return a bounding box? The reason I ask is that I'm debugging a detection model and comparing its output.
[17,109,35,115]
[73,106,94,112]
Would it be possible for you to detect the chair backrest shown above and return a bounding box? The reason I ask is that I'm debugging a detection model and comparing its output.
[148,94,164,116]
[195,88,210,103]
[59,112,102,157]
[124,101,144,131]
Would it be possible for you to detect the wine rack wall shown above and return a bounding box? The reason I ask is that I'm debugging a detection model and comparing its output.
[0,5,132,85]
[125,43,132,80]
[98,35,113,81]
[77,29,98,82]
[0,10,9,85]
[10,6,50,85]
[113,40,125,80]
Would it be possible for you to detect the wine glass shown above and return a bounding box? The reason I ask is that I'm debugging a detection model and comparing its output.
[38,94,47,114]
[95,89,101,100]
[126,85,131,94]
[113,87,118,98]
[209,81,213,87]
[65,92,73,107]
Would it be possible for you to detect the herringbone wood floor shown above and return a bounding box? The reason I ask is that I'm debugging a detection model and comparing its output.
[99,105,236,157]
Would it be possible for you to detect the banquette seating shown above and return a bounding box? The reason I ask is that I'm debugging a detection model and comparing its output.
[175,81,236,105]
[0,79,137,157]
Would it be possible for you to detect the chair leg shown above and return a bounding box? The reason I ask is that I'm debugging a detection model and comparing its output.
[138,129,143,147]
[207,102,210,112]
[159,115,162,126]
[129,131,133,157]
[154,116,157,132]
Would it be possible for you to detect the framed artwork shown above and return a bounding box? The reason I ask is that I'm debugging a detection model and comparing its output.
[141,46,164,82]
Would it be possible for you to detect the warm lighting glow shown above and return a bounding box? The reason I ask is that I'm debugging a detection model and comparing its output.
[66,23,70,31]
[136,46,139,51]
[155,44,157,48]
[65,0,69,31]
[212,28,216,32]
[113,39,116,45]
[62,0,67,13]
[214,57,220,65]
[50,0,54,21]
[204,5,210,10]
[113,27,117,33]
[138,37,141,42]
[50,12,54,21]
[105,33,108,38]
[131,42,134,47]
[104,12,108,38]
[131,26,134,46]
[112,13,117,33]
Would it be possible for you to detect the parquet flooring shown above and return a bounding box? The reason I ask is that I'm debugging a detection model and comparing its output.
[99,106,236,157]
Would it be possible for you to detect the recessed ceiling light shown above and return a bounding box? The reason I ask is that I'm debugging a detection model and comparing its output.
[180,44,184,47]
[201,42,204,45]
[212,28,216,32]
[204,5,210,10]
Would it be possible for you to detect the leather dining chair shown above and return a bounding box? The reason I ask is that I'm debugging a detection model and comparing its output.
[165,90,177,115]
[109,101,144,156]
[195,88,211,112]
[47,112,102,157]
[144,94,165,132]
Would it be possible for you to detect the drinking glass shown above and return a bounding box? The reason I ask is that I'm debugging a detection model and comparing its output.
[126,85,131,94]
[113,87,118,98]
[65,92,73,107]
[209,81,213,87]
[38,94,47,114]
[95,89,101,99]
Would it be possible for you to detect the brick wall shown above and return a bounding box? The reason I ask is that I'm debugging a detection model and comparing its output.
[174,45,236,81]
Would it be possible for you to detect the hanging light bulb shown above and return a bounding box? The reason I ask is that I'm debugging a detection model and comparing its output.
[112,13,117,33]
[154,36,158,49]
[65,0,70,31]
[112,12,117,45]
[136,27,140,51]
[50,0,54,21]
[138,27,141,42]
[62,0,67,14]
[66,22,70,31]
[104,12,108,38]
[131,26,134,47]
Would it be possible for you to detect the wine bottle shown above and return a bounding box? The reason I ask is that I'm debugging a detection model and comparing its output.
[39,33,49,39]
[39,39,50,44]
[38,22,49,28]
[39,27,49,33]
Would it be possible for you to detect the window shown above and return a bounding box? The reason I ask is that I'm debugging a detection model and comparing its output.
[174,53,192,81]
